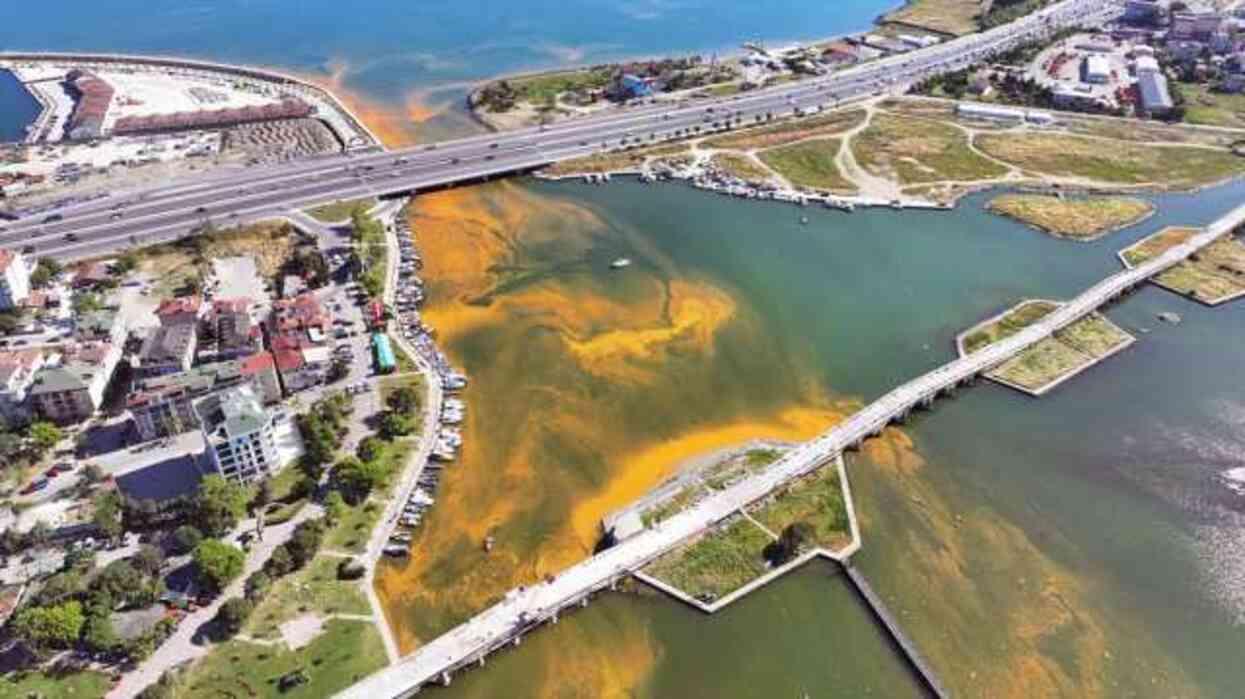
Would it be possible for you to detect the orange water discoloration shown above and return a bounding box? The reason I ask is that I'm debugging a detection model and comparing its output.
[290,60,422,148]
[858,429,1198,698]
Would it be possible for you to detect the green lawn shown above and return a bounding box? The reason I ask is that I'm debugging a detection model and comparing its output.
[0,669,113,698]
[175,619,386,698]
[306,198,376,223]
[512,67,615,105]
[1181,82,1245,130]
[387,336,418,374]
[758,138,857,191]
[643,517,773,600]
[323,440,412,553]
[853,113,1009,184]
[243,555,373,640]
[750,466,850,551]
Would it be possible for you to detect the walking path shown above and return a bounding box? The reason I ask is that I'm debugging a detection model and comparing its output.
[338,201,1245,698]
[110,504,323,698]
[355,201,447,665]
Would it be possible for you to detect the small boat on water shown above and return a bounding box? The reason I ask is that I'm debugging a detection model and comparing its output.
[610,257,632,270]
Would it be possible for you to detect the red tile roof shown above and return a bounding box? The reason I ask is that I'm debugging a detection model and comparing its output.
[155,296,202,317]
[272,349,304,372]
[239,352,276,375]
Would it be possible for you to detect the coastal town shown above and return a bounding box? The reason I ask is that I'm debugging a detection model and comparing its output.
[1,0,1245,697]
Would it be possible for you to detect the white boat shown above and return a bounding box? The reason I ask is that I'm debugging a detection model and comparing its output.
[610,258,632,270]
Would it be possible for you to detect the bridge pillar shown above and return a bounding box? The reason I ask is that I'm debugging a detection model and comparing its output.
[551,612,559,625]
[609,578,618,591]
[513,635,523,648]
[478,655,486,668]
[440,672,452,687]
[580,597,589,609]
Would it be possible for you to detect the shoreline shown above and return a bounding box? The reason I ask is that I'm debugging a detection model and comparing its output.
[983,192,1160,242]
[0,51,382,149]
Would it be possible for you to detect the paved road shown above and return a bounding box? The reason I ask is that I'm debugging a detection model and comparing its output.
[0,0,1120,261]
[337,202,1245,698]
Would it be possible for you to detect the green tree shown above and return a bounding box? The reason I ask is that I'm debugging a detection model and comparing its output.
[264,544,294,577]
[331,457,387,505]
[193,475,250,537]
[82,602,121,654]
[386,386,420,416]
[114,251,139,274]
[193,539,245,592]
[11,600,86,649]
[243,570,271,602]
[28,420,62,457]
[285,518,325,569]
[72,292,105,315]
[214,597,253,638]
[380,412,414,439]
[324,490,347,525]
[170,525,203,556]
[93,490,124,543]
[763,521,814,566]
[132,544,164,578]
[29,258,63,288]
[355,436,382,462]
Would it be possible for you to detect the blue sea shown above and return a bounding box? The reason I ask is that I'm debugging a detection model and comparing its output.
[0,0,890,98]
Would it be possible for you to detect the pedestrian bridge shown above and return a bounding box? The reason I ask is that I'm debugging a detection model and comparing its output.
[338,203,1245,698]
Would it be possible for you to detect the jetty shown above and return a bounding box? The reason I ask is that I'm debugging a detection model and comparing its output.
[338,201,1245,699]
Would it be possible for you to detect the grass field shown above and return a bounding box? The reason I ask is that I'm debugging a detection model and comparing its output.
[0,669,112,698]
[644,517,773,600]
[975,133,1245,186]
[512,67,615,105]
[961,300,1059,354]
[701,109,867,150]
[750,466,850,552]
[758,138,857,191]
[306,197,376,223]
[853,113,1009,184]
[988,314,1133,393]
[986,194,1153,240]
[1119,226,1201,267]
[175,619,386,698]
[243,555,373,640]
[1180,82,1245,130]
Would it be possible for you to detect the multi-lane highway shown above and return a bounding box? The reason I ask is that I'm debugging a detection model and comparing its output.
[0,0,1118,261]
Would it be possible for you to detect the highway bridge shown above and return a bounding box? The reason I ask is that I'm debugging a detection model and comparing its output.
[334,208,1245,698]
[0,0,1120,261]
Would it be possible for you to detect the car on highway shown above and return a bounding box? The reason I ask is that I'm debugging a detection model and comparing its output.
[42,213,63,223]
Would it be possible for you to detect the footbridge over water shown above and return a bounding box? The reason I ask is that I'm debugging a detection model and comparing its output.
[338,203,1245,698]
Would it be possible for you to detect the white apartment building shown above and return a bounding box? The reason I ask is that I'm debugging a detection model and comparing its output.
[193,384,281,484]
[0,249,31,310]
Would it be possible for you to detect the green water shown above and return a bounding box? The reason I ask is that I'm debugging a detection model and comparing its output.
[429,178,1245,698]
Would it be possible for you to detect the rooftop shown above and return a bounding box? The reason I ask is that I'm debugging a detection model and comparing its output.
[195,384,269,440]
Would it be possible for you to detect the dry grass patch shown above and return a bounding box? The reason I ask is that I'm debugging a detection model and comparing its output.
[1119,226,1200,267]
[853,113,1009,184]
[881,0,984,35]
[709,153,775,182]
[987,313,1133,393]
[542,143,690,176]
[701,109,867,150]
[1149,234,1245,303]
[975,132,1245,186]
[757,138,857,192]
[987,193,1154,240]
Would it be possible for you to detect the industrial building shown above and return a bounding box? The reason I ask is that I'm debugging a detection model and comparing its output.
[1137,70,1174,116]
[64,69,114,140]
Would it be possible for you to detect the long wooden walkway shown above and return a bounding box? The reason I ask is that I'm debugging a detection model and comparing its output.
[338,203,1245,698]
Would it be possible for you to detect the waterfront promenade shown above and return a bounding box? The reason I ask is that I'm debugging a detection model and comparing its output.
[337,195,1245,696]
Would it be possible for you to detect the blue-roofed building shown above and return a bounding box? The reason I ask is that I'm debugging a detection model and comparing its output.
[373,333,396,374]
[610,74,653,101]
[1137,71,1174,116]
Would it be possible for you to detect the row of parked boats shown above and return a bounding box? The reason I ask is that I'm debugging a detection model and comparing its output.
[384,214,469,557]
